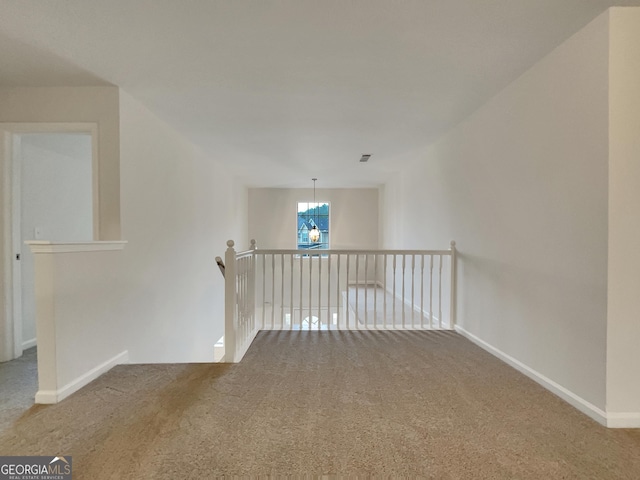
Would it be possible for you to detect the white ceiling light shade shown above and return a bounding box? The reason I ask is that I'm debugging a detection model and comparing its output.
[309,226,320,243]
[309,178,320,243]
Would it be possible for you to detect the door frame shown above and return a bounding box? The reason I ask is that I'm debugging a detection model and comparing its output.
[0,122,99,362]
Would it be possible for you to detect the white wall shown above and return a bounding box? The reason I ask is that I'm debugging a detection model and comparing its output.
[14,87,246,401]
[20,134,93,346]
[119,90,247,363]
[378,176,403,249]
[249,188,379,332]
[249,188,378,250]
[382,12,610,412]
[30,244,131,403]
[0,87,119,362]
[607,8,640,420]
[0,87,120,239]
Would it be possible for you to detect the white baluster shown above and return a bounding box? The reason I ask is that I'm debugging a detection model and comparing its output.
[308,253,313,330]
[346,254,350,329]
[364,254,369,329]
[429,254,434,329]
[411,255,415,329]
[280,254,285,330]
[290,254,294,331]
[224,240,237,362]
[262,254,266,329]
[299,253,303,330]
[271,254,275,328]
[420,255,425,329]
[355,255,360,329]
[374,255,378,330]
[383,255,388,329]
[439,254,443,329]
[250,253,255,333]
[337,254,342,329]
[318,252,322,330]
[392,255,397,329]
[450,241,457,329]
[327,254,332,328]
[402,254,406,329]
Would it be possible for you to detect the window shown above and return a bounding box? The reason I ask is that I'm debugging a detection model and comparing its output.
[297,202,329,250]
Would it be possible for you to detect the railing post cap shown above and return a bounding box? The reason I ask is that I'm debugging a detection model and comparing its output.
[250,239,257,249]
[450,240,456,248]
[227,240,235,248]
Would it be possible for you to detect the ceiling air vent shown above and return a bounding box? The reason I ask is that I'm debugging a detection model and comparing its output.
[359,154,372,163]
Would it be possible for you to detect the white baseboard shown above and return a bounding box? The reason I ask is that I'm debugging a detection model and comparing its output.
[22,338,37,350]
[35,350,129,404]
[455,325,609,427]
[606,412,640,428]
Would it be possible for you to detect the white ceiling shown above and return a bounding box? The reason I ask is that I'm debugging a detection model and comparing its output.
[1,0,638,188]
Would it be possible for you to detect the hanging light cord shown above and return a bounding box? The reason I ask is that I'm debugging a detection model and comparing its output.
[310,178,319,244]
[313,178,317,226]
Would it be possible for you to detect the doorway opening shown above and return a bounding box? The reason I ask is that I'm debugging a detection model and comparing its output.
[1,124,98,370]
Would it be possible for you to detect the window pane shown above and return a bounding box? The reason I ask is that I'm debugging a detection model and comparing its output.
[297,202,329,250]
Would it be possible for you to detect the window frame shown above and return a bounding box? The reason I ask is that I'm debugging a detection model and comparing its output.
[296,201,330,251]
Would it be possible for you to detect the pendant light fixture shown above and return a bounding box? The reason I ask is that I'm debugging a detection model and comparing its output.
[309,178,321,243]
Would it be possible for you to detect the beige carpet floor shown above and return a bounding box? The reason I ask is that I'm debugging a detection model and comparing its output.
[0,346,37,432]
[1,331,640,479]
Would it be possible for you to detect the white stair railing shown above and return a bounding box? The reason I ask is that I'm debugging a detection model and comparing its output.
[219,241,457,361]
[254,243,456,331]
[221,239,258,362]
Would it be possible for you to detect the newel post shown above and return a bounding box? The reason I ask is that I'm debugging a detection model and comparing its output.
[224,240,237,362]
[250,239,257,250]
[450,241,457,328]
